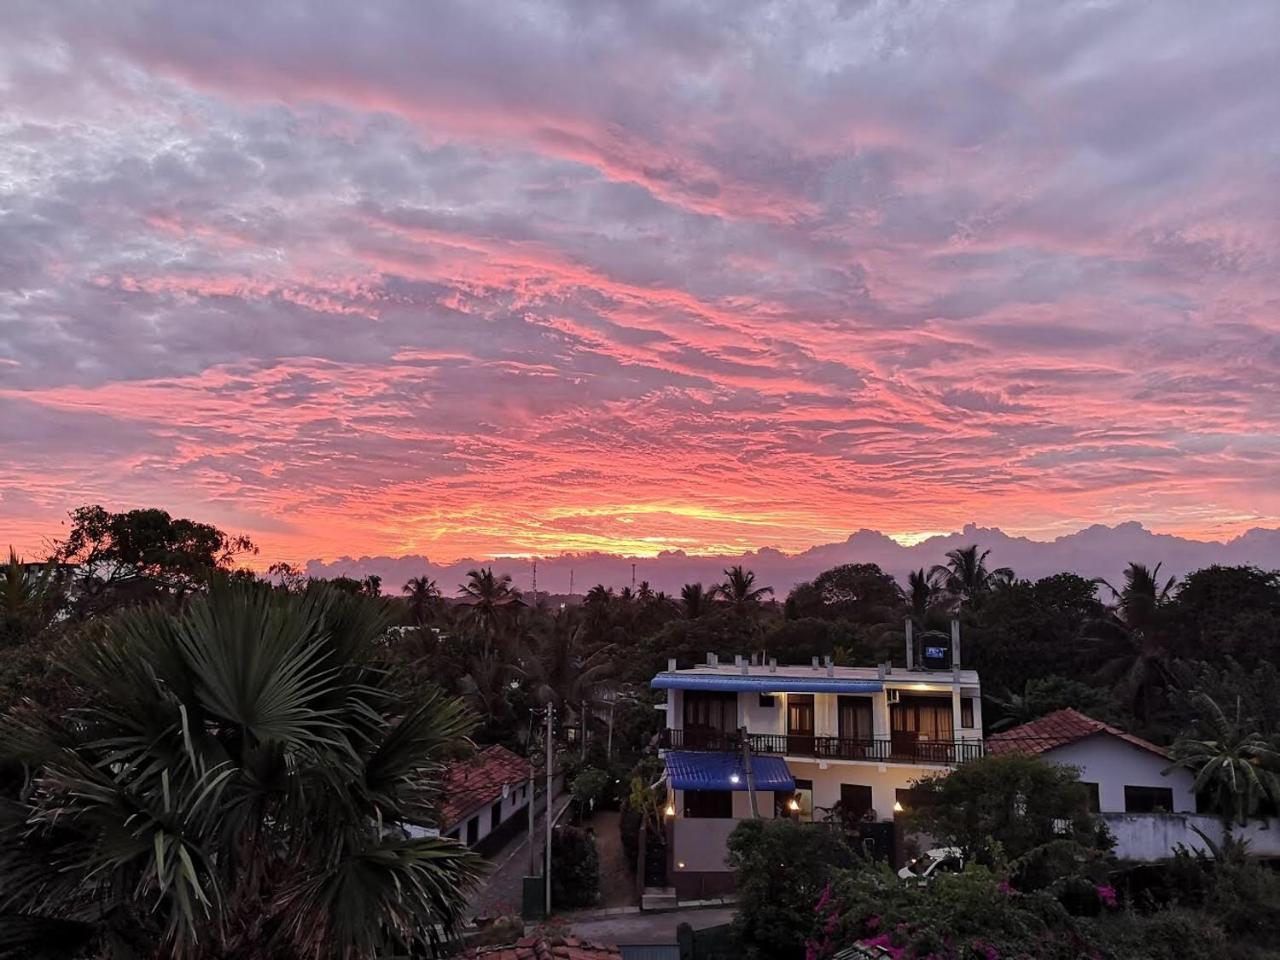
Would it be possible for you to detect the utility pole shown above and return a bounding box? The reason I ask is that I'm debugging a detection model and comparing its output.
[531,560,537,603]
[569,569,574,596]
[631,563,636,590]
[740,726,759,819]
[527,763,537,878]
[581,699,587,759]
[544,702,554,917]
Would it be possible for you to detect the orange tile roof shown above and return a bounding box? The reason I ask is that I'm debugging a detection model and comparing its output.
[466,936,622,959]
[987,707,1169,759]
[440,744,533,829]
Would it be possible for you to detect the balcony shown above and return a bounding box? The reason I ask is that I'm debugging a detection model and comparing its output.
[659,728,984,766]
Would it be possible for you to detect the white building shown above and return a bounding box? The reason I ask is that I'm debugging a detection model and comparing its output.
[985,708,1280,861]
[653,627,982,901]
[437,745,535,855]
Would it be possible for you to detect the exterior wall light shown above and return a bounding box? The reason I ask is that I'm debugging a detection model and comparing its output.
[893,801,904,813]
[788,797,800,812]
[664,802,676,817]
[729,773,741,784]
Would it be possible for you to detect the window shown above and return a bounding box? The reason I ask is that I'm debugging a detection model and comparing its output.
[838,696,873,740]
[684,692,737,745]
[759,693,776,708]
[466,816,479,845]
[840,783,874,822]
[491,799,503,830]
[891,696,954,741]
[788,695,815,736]
[683,789,733,819]
[792,778,814,822]
[1125,786,1174,813]
[960,698,975,729]
[1082,782,1100,813]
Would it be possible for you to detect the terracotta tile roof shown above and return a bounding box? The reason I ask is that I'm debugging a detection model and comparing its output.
[466,936,622,959]
[440,744,533,829]
[987,707,1169,759]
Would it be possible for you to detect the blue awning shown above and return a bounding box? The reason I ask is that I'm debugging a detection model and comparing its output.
[664,750,795,792]
[651,672,882,695]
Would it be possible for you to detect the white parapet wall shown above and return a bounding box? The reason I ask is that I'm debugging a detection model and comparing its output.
[1102,812,1280,861]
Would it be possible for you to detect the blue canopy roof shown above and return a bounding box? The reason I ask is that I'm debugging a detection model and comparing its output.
[651,672,882,695]
[664,750,795,792]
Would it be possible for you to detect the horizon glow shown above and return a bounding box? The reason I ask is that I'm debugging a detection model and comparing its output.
[2,2,1280,567]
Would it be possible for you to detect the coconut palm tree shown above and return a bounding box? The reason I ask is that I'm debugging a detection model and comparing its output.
[1091,561,1177,726]
[0,582,483,958]
[402,575,443,625]
[904,568,940,624]
[458,566,519,651]
[517,616,614,718]
[681,582,711,619]
[929,545,1013,607]
[715,566,773,614]
[1170,692,1280,827]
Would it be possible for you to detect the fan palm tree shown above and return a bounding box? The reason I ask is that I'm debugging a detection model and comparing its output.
[458,566,519,651]
[0,582,483,958]
[402,575,443,625]
[929,545,1013,607]
[681,582,710,619]
[1170,693,1280,827]
[715,566,773,614]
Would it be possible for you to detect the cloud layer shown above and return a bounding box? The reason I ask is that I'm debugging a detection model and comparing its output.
[2,1,1279,565]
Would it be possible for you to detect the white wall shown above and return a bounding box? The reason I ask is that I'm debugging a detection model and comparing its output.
[1045,736,1196,813]
[1102,813,1280,861]
[787,758,941,823]
[672,817,739,871]
[444,778,539,846]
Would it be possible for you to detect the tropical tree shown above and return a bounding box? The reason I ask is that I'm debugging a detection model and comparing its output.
[1,549,64,647]
[929,545,1013,607]
[1169,692,1280,827]
[1091,561,1177,725]
[905,568,940,624]
[715,566,773,615]
[458,566,519,650]
[52,504,257,612]
[681,582,711,619]
[0,582,483,958]
[403,575,443,625]
[517,616,614,719]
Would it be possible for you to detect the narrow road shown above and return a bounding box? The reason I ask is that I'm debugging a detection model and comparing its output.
[468,794,573,920]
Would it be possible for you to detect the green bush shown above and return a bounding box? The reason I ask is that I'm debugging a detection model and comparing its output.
[570,767,611,817]
[550,826,600,909]
[727,819,855,960]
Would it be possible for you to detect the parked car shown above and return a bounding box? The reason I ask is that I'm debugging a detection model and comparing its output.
[898,846,964,881]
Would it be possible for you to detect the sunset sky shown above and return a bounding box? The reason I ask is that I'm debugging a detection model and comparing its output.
[3,1,1280,568]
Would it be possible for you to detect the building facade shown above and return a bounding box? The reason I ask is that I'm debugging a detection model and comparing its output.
[653,627,982,900]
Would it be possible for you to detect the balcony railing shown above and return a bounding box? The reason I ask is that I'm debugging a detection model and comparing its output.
[659,728,984,765]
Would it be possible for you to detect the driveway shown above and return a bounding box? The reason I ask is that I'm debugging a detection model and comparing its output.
[566,907,735,945]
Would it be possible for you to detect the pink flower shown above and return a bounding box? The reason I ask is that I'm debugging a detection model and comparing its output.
[996,880,1013,895]
[865,915,882,932]
[1095,884,1117,909]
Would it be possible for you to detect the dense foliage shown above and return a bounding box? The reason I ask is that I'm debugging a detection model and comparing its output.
[726,819,856,960]
[0,582,483,959]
